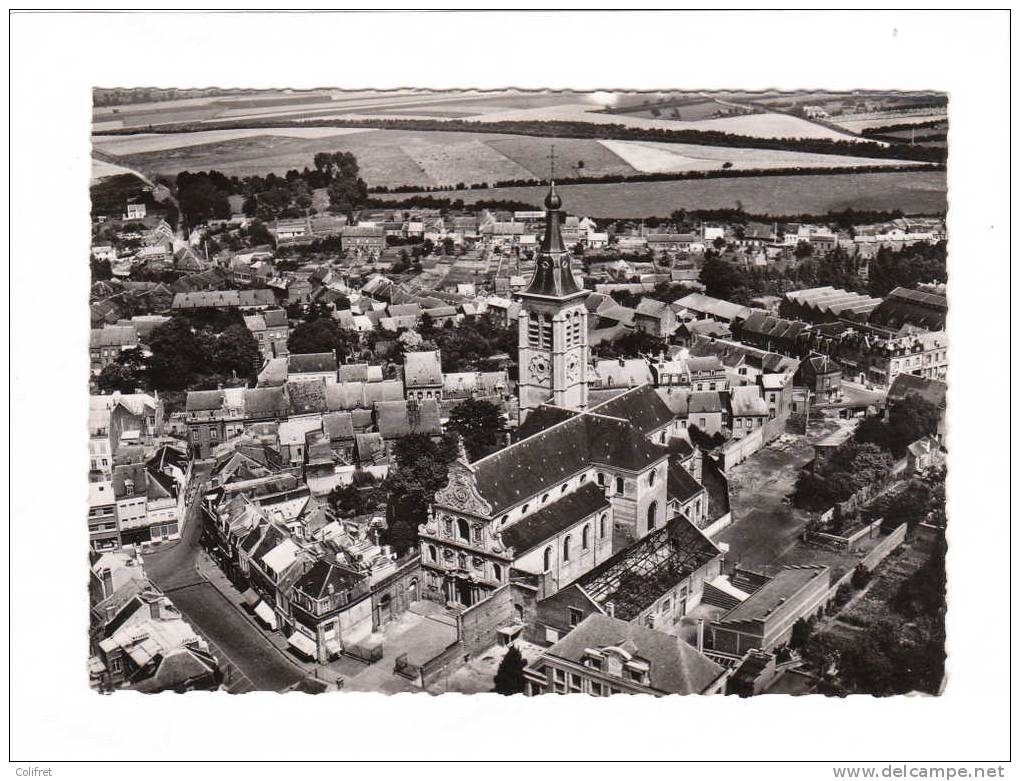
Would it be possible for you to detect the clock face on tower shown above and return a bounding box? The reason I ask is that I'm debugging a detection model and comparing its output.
[528,355,551,385]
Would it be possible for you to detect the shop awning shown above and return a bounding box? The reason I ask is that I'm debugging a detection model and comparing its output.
[253,601,278,630]
[288,631,317,658]
[241,589,259,607]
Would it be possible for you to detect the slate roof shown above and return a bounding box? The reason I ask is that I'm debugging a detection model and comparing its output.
[674,293,749,322]
[403,350,443,388]
[291,559,366,600]
[542,613,723,695]
[588,384,675,436]
[498,483,609,555]
[374,399,442,439]
[185,390,224,412]
[688,391,724,415]
[729,386,769,417]
[322,412,355,441]
[243,387,289,419]
[90,325,138,349]
[287,379,329,415]
[288,352,337,375]
[668,459,705,504]
[469,412,668,515]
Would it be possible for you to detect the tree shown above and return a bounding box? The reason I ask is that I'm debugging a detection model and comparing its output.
[790,617,813,649]
[381,433,460,556]
[699,255,749,302]
[287,318,338,355]
[328,471,382,518]
[146,317,211,391]
[851,564,872,590]
[493,645,527,695]
[90,255,112,282]
[447,399,505,461]
[97,348,148,394]
[213,324,261,384]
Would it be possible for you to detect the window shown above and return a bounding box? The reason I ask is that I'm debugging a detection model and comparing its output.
[597,472,605,486]
[443,517,453,536]
[492,563,502,582]
[472,525,482,543]
[568,673,583,693]
[599,514,607,539]
[615,477,624,495]
[562,535,571,562]
[582,524,590,550]
[522,504,529,515]
[457,518,470,542]
[579,473,587,484]
[648,470,656,487]
[568,607,584,627]
[560,484,568,494]
[647,501,658,532]
[541,493,549,504]
[427,545,437,562]
[543,546,553,572]
[661,598,671,614]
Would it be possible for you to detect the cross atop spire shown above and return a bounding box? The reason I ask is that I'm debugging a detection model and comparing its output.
[548,144,557,181]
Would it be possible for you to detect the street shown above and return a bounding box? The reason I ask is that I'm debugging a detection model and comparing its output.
[143,465,319,693]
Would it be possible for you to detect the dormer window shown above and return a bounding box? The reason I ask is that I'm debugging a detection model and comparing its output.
[124,478,134,496]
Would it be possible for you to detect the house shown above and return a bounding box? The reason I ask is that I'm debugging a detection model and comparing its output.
[906,436,945,475]
[674,319,731,348]
[633,298,677,338]
[89,481,120,551]
[111,460,183,547]
[244,308,290,361]
[673,293,750,324]
[709,565,830,657]
[92,586,219,693]
[90,325,139,375]
[728,386,769,439]
[403,350,444,401]
[592,358,653,390]
[341,225,386,256]
[524,614,726,696]
[797,353,842,404]
[287,352,337,384]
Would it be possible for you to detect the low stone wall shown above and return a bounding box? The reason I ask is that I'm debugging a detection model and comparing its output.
[804,518,883,553]
[825,523,908,600]
[457,584,515,657]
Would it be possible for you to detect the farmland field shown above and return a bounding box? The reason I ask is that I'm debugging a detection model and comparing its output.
[597,139,924,174]
[374,170,947,218]
[94,125,918,190]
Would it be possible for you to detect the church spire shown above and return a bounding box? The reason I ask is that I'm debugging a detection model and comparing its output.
[522,180,583,299]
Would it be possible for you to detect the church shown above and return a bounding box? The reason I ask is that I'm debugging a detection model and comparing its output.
[417,182,716,620]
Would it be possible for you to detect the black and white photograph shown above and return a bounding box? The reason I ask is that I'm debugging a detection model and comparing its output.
[7,7,1013,774]
[86,85,950,698]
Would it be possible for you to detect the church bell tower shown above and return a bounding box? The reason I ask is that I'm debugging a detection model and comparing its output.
[517,182,589,421]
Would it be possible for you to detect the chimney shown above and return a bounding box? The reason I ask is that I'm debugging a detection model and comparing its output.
[696,618,705,653]
[101,568,114,599]
[149,600,161,621]
[605,601,615,618]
